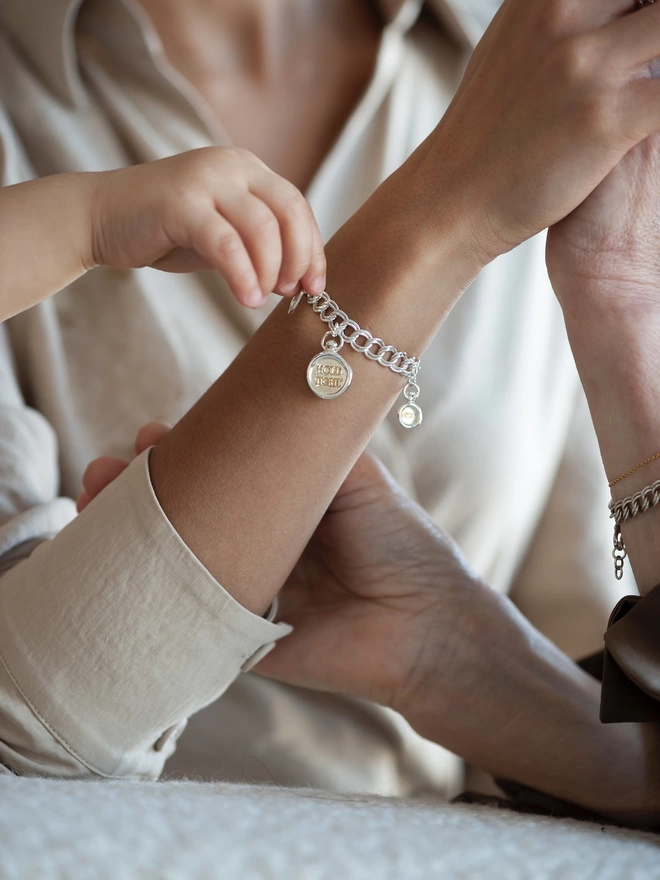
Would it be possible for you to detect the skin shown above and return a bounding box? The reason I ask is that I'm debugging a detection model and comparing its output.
[84,423,660,827]
[135,0,382,192]
[138,0,660,620]
[3,0,660,822]
[73,0,660,825]
[0,147,327,320]
[549,132,660,595]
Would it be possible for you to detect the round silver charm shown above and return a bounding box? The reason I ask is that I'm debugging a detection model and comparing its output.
[307,351,352,399]
[398,402,423,429]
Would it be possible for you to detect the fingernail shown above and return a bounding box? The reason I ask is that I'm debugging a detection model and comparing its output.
[309,276,326,294]
[280,281,297,294]
[245,288,266,308]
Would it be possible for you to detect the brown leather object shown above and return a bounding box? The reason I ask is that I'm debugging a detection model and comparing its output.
[600,586,660,724]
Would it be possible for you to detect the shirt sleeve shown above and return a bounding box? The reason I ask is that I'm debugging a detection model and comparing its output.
[600,587,660,723]
[508,389,629,660]
[0,324,291,779]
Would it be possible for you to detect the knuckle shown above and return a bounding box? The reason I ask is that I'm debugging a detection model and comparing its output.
[180,146,217,176]
[281,179,307,205]
[216,230,244,259]
[253,207,280,237]
[221,145,266,175]
[284,256,312,277]
[288,186,312,215]
[173,147,249,193]
[224,145,257,164]
[283,199,312,231]
[268,175,308,212]
[557,35,597,87]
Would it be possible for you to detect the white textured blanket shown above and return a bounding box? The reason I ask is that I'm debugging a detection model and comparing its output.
[1,778,659,880]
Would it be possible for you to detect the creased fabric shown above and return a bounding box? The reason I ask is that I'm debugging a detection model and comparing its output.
[0,0,625,790]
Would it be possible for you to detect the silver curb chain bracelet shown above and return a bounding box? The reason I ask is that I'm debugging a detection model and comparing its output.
[288,290,423,429]
[609,478,660,579]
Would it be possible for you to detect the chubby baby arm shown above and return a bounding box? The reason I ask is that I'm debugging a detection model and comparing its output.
[0,147,326,322]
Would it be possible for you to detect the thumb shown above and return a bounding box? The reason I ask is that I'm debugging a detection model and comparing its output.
[329,452,401,512]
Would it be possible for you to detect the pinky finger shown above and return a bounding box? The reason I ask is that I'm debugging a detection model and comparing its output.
[187,210,266,308]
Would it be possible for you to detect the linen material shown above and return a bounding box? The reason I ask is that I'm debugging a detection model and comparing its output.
[0,450,291,779]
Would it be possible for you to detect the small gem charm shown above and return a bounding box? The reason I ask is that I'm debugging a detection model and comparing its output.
[398,402,423,429]
[307,348,352,399]
[398,377,422,429]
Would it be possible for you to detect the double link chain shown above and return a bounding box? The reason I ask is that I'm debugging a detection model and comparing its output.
[289,290,423,429]
[609,478,660,579]
[301,291,420,380]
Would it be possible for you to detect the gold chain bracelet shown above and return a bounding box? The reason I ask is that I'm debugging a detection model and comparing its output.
[608,452,660,488]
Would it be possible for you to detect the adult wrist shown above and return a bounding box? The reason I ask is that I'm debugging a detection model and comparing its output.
[394,586,660,824]
[348,160,493,309]
[560,291,660,476]
[560,289,660,592]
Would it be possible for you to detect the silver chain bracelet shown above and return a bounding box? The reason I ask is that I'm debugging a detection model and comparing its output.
[609,478,660,579]
[288,290,423,428]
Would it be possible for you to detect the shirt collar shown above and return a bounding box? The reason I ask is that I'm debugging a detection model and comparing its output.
[428,0,504,46]
[0,0,499,107]
[381,0,501,46]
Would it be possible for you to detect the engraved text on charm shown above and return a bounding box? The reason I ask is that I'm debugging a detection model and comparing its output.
[307,352,352,399]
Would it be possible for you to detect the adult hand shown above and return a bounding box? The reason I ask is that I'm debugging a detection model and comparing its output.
[257,453,485,710]
[78,426,486,711]
[547,131,660,311]
[79,426,660,825]
[259,455,660,828]
[406,0,660,265]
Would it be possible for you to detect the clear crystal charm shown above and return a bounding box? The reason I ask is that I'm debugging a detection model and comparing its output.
[398,378,422,429]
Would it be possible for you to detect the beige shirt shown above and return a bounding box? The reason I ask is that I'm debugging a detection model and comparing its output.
[0,0,626,792]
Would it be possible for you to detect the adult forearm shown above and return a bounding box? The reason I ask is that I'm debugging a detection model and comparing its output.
[0,174,97,321]
[560,291,660,594]
[398,585,660,826]
[149,167,484,614]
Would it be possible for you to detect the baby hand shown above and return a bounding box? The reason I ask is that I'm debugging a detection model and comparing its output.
[90,147,326,307]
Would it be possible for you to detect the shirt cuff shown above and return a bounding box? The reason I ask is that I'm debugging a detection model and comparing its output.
[600,587,660,724]
[0,449,292,778]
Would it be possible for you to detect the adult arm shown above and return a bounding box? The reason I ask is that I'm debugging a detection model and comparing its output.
[547,131,660,724]
[147,0,660,614]
[3,0,660,778]
[550,154,660,596]
[243,452,660,828]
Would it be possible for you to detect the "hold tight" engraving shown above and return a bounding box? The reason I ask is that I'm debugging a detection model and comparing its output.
[314,363,345,388]
[307,352,352,399]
